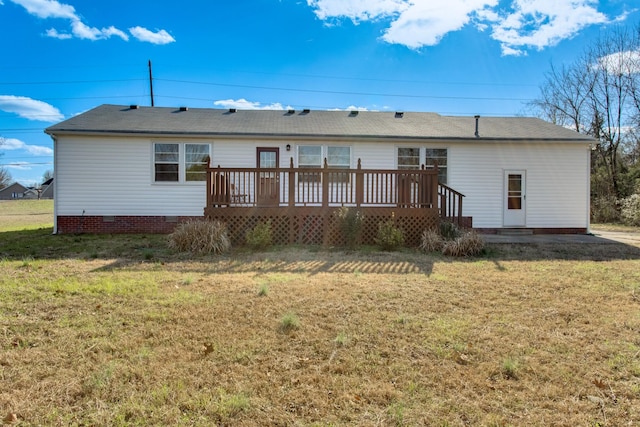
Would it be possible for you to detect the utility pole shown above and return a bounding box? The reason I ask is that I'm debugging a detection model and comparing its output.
[148,60,155,107]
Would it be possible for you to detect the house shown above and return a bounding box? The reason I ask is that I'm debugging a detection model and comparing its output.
[40,178,54,199]
[0,182,28,200]
[45,104,594,241]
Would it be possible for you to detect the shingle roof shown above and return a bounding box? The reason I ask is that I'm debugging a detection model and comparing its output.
[45,104,594,143]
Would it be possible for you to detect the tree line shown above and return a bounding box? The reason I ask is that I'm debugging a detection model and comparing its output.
[530,24,640,224]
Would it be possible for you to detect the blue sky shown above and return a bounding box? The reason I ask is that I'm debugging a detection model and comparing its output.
[0,0,637,185]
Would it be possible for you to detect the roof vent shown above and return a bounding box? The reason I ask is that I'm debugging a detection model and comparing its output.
[395,111,404,118]
[287,109,295,115]
[302,108,310,114]
[350,110,359,116]
[228,108,237,113]
[129,105,139,110]
[179,106,188,112]
[474,115,480,138]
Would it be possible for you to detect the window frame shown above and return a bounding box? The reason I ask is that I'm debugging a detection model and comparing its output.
[396,146,448,183]
[152,142,211,184]
[296,145,352,184]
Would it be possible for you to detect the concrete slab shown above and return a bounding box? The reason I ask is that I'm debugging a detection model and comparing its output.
[481,230,640,246]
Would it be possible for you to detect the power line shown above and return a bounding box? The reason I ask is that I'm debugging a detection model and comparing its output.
[0,78,146,85]
[155,78,533,102]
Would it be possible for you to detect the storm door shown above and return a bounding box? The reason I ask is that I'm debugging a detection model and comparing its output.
[503,170,526,227]
[256,147,280,206]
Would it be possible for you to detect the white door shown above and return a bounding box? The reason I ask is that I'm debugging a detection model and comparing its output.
[503,170,526,227]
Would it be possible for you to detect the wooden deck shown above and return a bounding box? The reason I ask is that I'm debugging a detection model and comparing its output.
[204,159,465,246]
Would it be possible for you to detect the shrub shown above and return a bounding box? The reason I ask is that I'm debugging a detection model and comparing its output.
[375,218,405,251]
[419,229,444,252]
[439,221,460,240]
[335,207,364,249]
[620,194,640,226]
[245,220,273,249]
[591,195,620,223]
[441,230,485,257]
[168,220,230,254]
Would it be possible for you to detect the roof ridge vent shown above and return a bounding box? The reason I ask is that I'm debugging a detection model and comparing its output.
[395,111,404,118]
[179,106,188,112]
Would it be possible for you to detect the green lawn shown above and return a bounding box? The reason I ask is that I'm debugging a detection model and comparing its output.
[0,199,53,232]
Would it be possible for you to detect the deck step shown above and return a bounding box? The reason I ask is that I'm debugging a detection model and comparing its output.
[497,228,533,236]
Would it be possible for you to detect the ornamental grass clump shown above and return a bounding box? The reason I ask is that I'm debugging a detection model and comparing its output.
[168,219,231,254]
[419,229,444,252]
[441,230,484,257]
[421,222,484,257]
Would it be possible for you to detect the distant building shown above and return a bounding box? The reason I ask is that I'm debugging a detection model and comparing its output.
[0,182,28,200]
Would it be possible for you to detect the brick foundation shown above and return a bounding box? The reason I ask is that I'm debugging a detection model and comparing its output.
[56,215,202,234]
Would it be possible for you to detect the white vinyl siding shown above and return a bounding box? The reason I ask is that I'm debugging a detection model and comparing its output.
[56,136,209,216]
[54,135,590,230]
[449,142,590,228]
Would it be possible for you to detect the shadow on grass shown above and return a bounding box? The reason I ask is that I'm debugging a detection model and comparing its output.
[2,229,640,277]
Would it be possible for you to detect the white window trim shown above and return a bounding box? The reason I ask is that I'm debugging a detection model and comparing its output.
[296,144,353,168]
[152,142,211,184]
[396,146,448,183]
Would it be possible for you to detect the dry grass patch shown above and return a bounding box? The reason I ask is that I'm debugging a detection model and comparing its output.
[1,210,640,425]
[1,242,640,425]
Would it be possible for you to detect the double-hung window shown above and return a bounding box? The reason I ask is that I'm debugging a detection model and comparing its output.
[297,145,352,183]
[397,147,447,183]
[154,143,180,182]
[154,143,210,183]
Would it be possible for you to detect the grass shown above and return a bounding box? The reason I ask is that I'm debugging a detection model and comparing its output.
[0,199,53,232]
[1,203,640,425]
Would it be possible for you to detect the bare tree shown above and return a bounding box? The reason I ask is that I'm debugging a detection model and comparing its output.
[42,169,53,182]
[530,24,640,199]
[0,137,12,190]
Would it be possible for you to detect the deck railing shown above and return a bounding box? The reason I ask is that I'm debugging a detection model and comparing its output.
[207,159,440,208]
[439,183,466,226]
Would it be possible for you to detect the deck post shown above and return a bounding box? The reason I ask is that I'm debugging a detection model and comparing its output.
[356,158,363,207]
[205,165,212,213]
[322,158,330,245]
[288,157,296,243]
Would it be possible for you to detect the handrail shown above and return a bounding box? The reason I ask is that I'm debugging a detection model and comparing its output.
[438,183,465,226]
[206,159,440,209]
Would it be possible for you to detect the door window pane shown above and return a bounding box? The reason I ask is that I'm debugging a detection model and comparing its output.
[507,174,522,210]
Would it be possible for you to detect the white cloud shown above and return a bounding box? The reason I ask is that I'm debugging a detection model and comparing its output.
[307,0,618,54]
[2,138,53,156]
[0,95,64,122]
[69,20,128,41]
[307,0,407,22]
[487,0,609,55]
[382,0,497,48]
[596,50,640,74]
[214,99,291,110]
[10,0,168,44]
[45,27,71,39]
[10,0,76,19]
[129,26,175,45]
